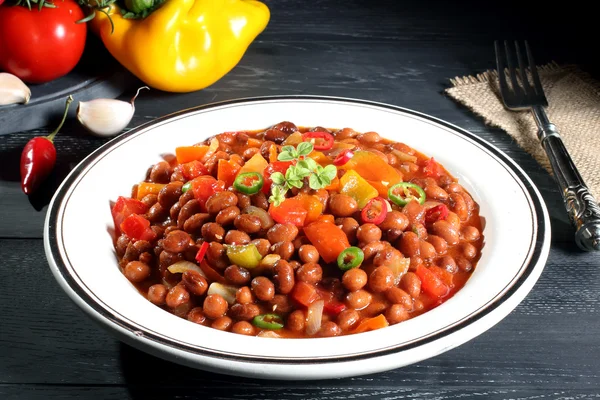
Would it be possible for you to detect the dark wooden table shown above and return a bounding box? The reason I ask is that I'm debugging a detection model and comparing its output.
[1,1,599,398]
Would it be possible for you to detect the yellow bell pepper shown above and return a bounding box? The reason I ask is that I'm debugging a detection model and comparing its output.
[344,151,403,197]
[339,170,378,209]
[89,0,270,92]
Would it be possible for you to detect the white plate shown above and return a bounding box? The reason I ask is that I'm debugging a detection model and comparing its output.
[44,96,551,380]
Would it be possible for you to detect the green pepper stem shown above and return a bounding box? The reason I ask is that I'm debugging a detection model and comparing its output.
[46,95,73,143]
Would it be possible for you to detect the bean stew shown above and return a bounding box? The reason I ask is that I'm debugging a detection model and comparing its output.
[110,122,484,338]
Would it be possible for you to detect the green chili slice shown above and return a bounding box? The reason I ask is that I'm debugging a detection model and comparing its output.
[252,313,284,330]
[388,182,426,206]
[182,181,192,193]
[233,172,264,195]
[225,243,263,269]
[337,246,364,271]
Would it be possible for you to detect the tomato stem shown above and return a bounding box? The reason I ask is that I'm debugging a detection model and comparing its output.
[46,95,73,143]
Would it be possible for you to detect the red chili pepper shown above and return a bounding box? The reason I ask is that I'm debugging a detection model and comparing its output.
[361,196,388,225]
[425,204,449,223]
[195,241,210,264]
[302,131,334,151]
[333,149,354,166]
[20,95,73,194]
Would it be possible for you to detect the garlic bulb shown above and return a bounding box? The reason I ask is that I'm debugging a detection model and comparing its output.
[77,86,149,137]
[0,73,31,106]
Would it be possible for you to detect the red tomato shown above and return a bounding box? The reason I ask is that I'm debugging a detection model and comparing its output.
[268,198,308,227]
[120,214,156,241]
[111,196,149,235]
[0,0,87,83]
[261,161,293,194]
[191,176,226,210]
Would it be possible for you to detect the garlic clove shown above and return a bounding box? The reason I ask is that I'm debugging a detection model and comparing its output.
[77,86,149,137]
[0,72,31,106]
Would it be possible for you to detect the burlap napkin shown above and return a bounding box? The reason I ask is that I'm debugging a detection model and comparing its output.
[445,62,600,200]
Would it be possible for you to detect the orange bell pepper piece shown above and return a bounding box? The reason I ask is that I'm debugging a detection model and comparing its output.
[345,151,403,197]
[217,159,241,187]
[295,193,324,224]
[237,153,268,176]
[135,182,166,200]
[416,265,449,299]
[175,145,209,164]
[324,175,340,192]
[351,314,389,334]
[303,220,350,264]
[268,197,308,227]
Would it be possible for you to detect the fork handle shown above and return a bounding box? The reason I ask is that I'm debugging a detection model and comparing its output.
[532,105,600,251]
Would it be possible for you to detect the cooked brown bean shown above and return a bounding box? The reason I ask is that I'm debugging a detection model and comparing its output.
[146,203,167,223]
[182,213,210,234]
[287,310,305,331]
[124,261,151,283]
[271,241,294,260]
[362,240,387,262]
[461,226,481,242]
[236,286,253,304]
[187,307,207,325]
[338,217,359,244]
[236,192,252,209]
[182,270,208,296]
[163,226,180,236]
[273,260,295,294]
[212,316,233,331]
[229,303,260,320]
[259,140,277,159]
[177,199,202,228]
[159,250,183,270]
[437,255,458,273]
[203,294,228,319]
[296,262,322,284]
[449,193,468,221]
[170,165,185,182]
[444,182,463,193]
[166,285,190,309]
[206,191,238,214]
[356,223,382,244]
[409,256,424,272]
[386,287,413,310]
[427,235,447,255]
[328,194,358,217]
[216,206,240,226]
[362,300,387,318]
[337,309,360,331]
[206,242,228,269]
[398,231,420,257]
[140,194,158,207]
[202,223,225,243]
[169,201,182,221]
[317,321,342,337]
[431,220,460,246]
[419,240,436,260]
[251,191,269,210]
[400,272,421,298]
[147,284,167,305]
[346,289,372,310]
[163,230,192,253]
[116,235,130,257]
[357,131,381,144]
[424,184,448,201]
[139,251,153,265]
[149,161,171,183]
[272,121,297,134]
[369,266,394,293]
[250,238,271,257]
[251,277,275,301]
[224,230,251,245]
[231,321,255,335]
[242,147,260,160]
[269,294,293,314]
[379,211,409,231]
[342,268,368,292]
[264,128,287,144]
[373,246,404,269]
[445,212,461,229]
[224,265,252,286]
[461,242,478,260]
[456,256,473,272]
[412,223,427,239]
[234,214,262,233]
[298,245,319,264]
[267,223,298,243]
[385,228,404,243]
[386,304,410,325]
[402,200,425,225]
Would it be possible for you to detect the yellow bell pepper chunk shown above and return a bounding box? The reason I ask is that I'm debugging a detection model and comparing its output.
[89,0,270,93]
[344,151,403,197]
[339,170,378,209]
[237,152,268,176]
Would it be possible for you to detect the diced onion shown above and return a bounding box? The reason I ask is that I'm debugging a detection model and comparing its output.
[392,149,417,163]
[390,258,411,286]
[259,254,281,269]
[202,137,220,162]
[423,200,443,210]
[167,261,206,278]
[244,205,274,230]
[257,330,281,338]
[305,299,324,336]
[207,282,238,305]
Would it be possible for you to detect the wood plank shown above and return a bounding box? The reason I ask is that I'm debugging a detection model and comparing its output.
[1,239,598,387]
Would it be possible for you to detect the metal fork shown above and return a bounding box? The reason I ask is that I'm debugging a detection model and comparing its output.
[495,40,600,251]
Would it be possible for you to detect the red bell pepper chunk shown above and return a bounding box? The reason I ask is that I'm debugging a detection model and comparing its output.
[262,160,293,194]
[191,175,226,210]
[303,221,351,264]
[111,196,149,235]
[291,281,320,307]
[268,197,308,227]
[423,157,440,178]
[181,160,209,180]
[120,214,156,241]
[416,265,449,299]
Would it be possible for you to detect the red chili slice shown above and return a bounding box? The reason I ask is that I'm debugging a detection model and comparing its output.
[333,149,354,166]
[302,131,334,151]
[195,241,210,264]
[425,204,449,223]
[361,196,388,225]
